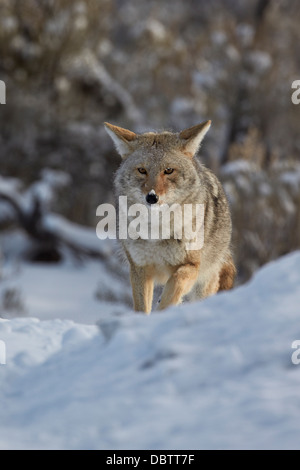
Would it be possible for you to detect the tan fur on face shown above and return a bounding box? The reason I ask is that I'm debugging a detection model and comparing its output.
[141,171,176,197]
[154,173,169,197]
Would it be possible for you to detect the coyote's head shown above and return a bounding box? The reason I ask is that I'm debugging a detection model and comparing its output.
[104,120,211,205]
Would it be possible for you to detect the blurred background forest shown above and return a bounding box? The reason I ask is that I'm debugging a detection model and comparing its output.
[0,0,300,315]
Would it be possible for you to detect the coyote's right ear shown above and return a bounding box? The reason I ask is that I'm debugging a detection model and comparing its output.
[104,122,137,158]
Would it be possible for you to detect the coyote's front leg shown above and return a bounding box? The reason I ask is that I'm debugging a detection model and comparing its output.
[129,264,154,314]
[158,262,200,310]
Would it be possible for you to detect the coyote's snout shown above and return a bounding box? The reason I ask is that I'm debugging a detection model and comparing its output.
[104,120,236,313]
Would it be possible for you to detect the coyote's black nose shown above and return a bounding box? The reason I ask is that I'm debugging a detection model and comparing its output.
[146,192,159,204]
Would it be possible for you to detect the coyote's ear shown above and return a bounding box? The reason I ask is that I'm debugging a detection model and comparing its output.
[179,120,211,157]
[104,122,137,158]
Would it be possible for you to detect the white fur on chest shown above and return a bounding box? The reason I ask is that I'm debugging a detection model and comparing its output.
[124,238,187,267]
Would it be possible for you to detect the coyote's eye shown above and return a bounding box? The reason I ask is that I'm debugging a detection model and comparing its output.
[137,168,147,174]
[164,168,174,175]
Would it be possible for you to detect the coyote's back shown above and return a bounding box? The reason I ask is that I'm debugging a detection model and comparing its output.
[104,120,236,313]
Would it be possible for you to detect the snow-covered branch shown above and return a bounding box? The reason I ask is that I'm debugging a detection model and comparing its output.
[0,172,106,261]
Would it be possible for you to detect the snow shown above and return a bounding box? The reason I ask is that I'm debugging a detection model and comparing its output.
[248,50,272,74]
[0,230,130,323]
[279,167,300,193]
[0,250,300,450]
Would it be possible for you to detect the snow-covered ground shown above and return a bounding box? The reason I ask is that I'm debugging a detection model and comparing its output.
[0,247,300,449]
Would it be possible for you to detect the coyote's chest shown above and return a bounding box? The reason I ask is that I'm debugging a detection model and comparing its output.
[124,237,187,267]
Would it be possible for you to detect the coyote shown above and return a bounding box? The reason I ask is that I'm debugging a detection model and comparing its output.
[104,120,236,313]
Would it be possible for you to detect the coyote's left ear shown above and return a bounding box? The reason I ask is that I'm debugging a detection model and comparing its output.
[179,120,211,157]
[104,122,137,158]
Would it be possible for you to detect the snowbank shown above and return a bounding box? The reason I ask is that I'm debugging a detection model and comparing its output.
[0,252,300,449]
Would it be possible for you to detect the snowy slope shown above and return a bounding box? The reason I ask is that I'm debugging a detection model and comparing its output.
[0,252,300,450]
